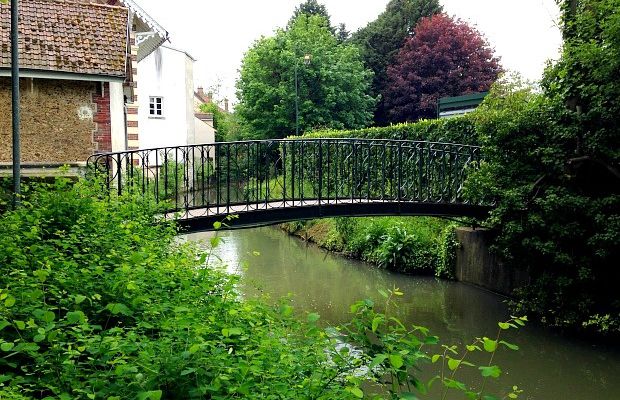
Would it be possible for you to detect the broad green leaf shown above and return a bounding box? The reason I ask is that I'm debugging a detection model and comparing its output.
[483,337,497,352]
[66,311,86,324]
[4,296,15,308]
[1,342,14,352]
[106,303,132,316]
[371,316,382,332]
[447,358,460,371]
[399,392,419,400]
[498,322,510,330]
[479,365,502,378]
[499,340,519,350]
[138,391,163,400]
[228,327,242,336]
[75,295,87,304]
[483,396,501,400]
[0,320,10,331]
[15,320,25,330]
[443,378,467,391]
[348,387,363,398]
[378,289,388,298]
[42,311,55,323]
[213,221,222,230]
[389,354,404,369]
[369,354,388,369]
[431,354,441,363]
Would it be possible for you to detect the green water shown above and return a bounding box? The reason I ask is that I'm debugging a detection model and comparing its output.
[185,226,620,400]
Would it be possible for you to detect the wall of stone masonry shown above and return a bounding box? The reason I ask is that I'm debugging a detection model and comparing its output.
[0,77,107,163]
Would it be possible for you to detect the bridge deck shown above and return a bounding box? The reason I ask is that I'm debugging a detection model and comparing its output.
[171,198,490,232]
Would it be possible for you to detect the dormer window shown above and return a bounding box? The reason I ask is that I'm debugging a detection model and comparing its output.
[149,96,163,117]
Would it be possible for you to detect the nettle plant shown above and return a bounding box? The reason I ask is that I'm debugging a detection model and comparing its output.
[335,288,525,400]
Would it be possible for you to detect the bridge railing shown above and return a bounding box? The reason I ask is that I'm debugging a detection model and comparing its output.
[86,139,482,217]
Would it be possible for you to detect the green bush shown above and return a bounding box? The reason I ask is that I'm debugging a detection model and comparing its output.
[0,180,357,399]
[300,115,479,145]
[466,70,620,335]
[0,180,524,399]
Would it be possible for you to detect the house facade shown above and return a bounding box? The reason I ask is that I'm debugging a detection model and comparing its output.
[0,0,169,169]
[138,45,197,150]
[0,0,135,164]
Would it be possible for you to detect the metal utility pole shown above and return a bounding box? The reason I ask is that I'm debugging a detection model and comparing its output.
[294,54,311,136]
[11,0,21,207]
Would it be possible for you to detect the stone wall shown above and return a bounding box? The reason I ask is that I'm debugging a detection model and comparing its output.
[455,227,530,296]
[0,77,101,163]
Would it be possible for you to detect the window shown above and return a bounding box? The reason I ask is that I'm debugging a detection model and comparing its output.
[149,96,163,117]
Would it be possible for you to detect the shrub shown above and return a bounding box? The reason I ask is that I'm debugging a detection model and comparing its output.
[0,179,356,398]
[301,114,479,145]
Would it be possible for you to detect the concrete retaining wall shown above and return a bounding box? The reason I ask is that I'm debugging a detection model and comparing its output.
[455,227,530,296]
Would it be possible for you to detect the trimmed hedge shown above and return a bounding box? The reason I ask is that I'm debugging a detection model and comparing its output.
[300,115,479,145]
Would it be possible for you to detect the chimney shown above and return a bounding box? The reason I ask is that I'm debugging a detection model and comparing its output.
[224,98,229,112]
[197,87,204,97]
[207,91,213,103]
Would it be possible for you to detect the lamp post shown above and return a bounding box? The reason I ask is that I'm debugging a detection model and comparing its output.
[295,54,311,136]
[11,0,21,207]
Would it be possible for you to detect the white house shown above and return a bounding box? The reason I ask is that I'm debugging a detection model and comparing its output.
[138,45,200,149]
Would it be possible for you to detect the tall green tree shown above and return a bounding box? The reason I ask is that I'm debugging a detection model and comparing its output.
[236,15,376,139]
[288,0,334,33]
[351,0,442,125]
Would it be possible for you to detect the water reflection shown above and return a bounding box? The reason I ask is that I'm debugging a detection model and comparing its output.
[184,227,620,400]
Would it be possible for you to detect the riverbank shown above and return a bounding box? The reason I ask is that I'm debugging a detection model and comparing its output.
[280,216,459,278]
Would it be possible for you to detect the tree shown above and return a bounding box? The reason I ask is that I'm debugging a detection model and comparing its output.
[385,13,501,122]
[336,22,350,43]
[351,0,442,125]
[236,15,376,139]
[466,0,620,336]
[288,0,334,33]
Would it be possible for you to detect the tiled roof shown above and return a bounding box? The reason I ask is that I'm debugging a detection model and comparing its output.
[0,0,129,77]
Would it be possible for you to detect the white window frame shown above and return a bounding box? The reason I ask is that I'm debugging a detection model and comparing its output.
[149,96,164,118]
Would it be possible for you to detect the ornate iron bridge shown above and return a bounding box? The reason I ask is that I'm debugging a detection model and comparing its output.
[87,139,490,232]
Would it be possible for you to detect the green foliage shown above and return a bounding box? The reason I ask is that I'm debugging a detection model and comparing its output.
[288,0,335,33]
[341,289,526,399]
[199,102,243,141]
[301,114,479,145]
[351,0,442,125]
[465,31,620,336]
[0,180,357,398]
[0,180,525,398]
[284,216,460,277]
[236,14,376,139]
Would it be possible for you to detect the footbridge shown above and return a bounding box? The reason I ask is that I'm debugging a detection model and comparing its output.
[87,139,490,232]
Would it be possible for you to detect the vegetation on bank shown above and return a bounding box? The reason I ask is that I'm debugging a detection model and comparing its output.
[0,180,524,399]
[281,217,459,279]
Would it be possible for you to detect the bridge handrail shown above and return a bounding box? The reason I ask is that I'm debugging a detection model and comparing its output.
[87,138,481,163]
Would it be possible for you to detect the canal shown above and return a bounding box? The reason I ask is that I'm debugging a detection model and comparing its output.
[185,226,620,400]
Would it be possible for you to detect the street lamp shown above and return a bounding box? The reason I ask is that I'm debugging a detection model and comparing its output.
[295,54,312,136]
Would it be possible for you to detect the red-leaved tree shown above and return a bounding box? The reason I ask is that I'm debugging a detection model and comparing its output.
[385,13,502,122]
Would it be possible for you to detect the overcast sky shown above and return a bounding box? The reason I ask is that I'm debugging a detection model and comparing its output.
[136,0,563,104]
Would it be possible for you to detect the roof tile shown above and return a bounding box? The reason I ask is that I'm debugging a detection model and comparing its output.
[0,0,128,77]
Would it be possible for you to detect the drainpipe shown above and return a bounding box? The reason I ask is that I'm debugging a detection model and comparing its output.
[124,102,129,150]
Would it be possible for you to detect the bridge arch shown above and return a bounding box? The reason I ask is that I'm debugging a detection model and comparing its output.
[87,138,489,232]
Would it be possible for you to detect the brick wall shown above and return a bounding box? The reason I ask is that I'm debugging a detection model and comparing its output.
[0,77,105,163]
[92,82,112,153]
